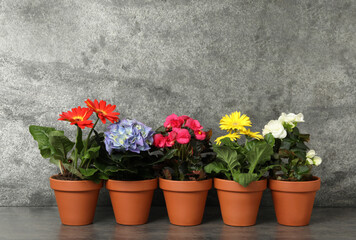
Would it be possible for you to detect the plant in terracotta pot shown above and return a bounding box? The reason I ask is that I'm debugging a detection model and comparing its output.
[154,114,215,226]
[29,99,120,226]
[263,112,322,226]
[97,119,158,225]
[204,111,275,226]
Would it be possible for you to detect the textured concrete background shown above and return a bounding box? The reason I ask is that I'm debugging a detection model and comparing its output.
[0,0,355,207]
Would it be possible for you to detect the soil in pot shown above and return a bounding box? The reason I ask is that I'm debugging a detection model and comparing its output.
[50,175,103,226]
[51,173,81,181]
[214,178,267,226]
[106,178,157,225]
[269,177,321,226]
[159,178,212,226]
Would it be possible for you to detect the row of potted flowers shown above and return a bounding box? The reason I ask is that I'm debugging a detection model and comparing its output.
[29,99,321,227]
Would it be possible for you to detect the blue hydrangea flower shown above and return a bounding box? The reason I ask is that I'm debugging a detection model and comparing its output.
[104,119,155,154]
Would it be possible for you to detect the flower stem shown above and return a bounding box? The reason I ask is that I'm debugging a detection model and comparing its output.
[59,160,63,175]
[79,117,99,169]
[74,126,80,169]
[85,117,99,151]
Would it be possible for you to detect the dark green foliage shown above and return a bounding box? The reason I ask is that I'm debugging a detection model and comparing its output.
[29,125,105,183]
[92,132,158,181]
[270,127,313,181]
[204,136,274,187]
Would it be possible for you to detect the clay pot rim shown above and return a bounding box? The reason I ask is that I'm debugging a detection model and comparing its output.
[49,176,103,192]
[159,177,212,192]
[268,176,321,192]
[106,178,158,192]
[214,178,267,192]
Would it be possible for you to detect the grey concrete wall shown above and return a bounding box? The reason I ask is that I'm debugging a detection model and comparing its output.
[0,0,355,207]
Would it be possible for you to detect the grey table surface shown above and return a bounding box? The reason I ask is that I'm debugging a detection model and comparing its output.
[0,207,355,240]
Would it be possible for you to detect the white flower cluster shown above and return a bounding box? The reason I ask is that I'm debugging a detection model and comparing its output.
[306,150,322,166]
[262,120,286,139]
[278,113,304,128]
[262,112,304,139]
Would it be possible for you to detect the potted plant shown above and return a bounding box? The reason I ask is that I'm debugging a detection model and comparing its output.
[263,112,322,226]
[97,119,158,225]
[204,111,275,226]
[29,99,120,225]
[154,114,215,226]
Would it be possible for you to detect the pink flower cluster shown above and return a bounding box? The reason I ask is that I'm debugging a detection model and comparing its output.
[153,114,207,148]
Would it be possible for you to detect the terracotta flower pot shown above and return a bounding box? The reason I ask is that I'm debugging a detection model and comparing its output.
[269,177,321,226]
[49,176,103,226]
[214,178,267,226]
[159,178,212,226]
[106,178,157,225]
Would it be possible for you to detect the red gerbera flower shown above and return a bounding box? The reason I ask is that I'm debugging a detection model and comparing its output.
[58,107,94,129]
[85,99,120,124]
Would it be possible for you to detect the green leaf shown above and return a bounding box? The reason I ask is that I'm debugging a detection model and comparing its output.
[299,134,310,142]
[204,161,228,174]
[297,165,310,175]
[291,158,299,166]
[111,152,142,163]
[75,127,84,155]
[296,142,308,150]
[293,165,311,181]
[258,164,283,177]
[49,157,61,168]
[283,123,294,133]
[280,140,292,150]
[88,132,104,147]
[292,149,307,161]
[98,172,109,180]
[264,133,275,147]
[94,158,137,175]
[112,155,129,164]
[70,150,76,161]
[246,141,274,174]
[219,138,241,150]
[114,168,138,173]
[232,172,259,187]
[102,165,122,173]
[213,145,239,170]
[82,146,101,161]
[79,168,98,177]
[245,139,259,152]
[150,148,178,165]
[155,126,166,133]
[29,125,58,147]
[49,132,75,161]
[293,127,300,136]
[94,158,113,171]
[40,148,52,159]
[29,125,57,158]
[62,163,83,179]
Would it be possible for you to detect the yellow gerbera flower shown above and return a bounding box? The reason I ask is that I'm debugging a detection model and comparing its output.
[215,132,241,145]
[219,111,252,132]
[240,128,263,140]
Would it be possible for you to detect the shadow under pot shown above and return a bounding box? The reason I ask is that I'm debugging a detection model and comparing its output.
[106,178,157,225]
[159,178,212,226]
[214,178,267,226]
[269,177,321,226]
[49,176,103,226]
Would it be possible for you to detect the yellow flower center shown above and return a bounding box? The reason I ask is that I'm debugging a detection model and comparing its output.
[96,109,107,115]
[73,116,84,121]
